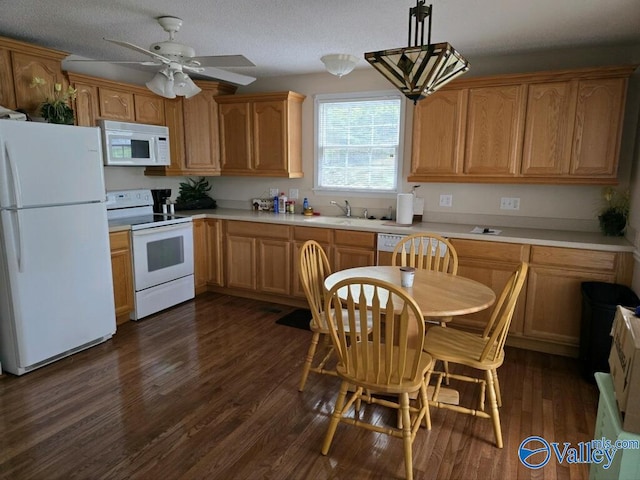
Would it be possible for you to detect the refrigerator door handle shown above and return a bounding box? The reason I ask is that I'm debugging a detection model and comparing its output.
[4,142,23,209]
[14,209,24,272]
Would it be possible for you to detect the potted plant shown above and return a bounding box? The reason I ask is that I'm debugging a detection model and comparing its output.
[30,76,77,125]
[598,187,630,236]
[175,177,217,210]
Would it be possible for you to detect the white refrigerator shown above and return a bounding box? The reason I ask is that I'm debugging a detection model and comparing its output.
[0,120,116,375]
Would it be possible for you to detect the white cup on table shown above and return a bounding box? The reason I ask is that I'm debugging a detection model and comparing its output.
[400,267,415,288]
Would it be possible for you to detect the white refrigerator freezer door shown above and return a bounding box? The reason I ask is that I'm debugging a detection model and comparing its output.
[0,122,105,208]
[0,202,116,370]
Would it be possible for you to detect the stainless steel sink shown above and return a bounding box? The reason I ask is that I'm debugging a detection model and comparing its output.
[302,216,380,226]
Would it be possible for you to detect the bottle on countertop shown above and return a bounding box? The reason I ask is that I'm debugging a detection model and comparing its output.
[273,195,279,213]
[303,197,309,210]
[279,192,287,213]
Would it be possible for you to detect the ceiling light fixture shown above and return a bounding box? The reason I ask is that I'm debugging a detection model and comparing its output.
[321,54,359,77]
[145,65,201,99]
[365,1,470,104]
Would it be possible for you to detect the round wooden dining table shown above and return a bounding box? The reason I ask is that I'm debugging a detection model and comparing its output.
[324,265,496,406]
[324,265,496,319]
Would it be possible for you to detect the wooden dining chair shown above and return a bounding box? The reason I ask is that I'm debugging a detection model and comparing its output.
[391,232,458,275]
[423,262,529,448]
[321,277,433,480]
[297,240,373,392]
[392,232,458,382]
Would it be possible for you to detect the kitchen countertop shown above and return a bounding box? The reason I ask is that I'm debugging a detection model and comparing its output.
[109,208,635,253]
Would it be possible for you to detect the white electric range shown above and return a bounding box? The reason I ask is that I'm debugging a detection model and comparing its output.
[106,189,194,320]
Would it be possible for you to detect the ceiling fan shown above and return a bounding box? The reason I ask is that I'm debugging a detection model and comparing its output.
[70,16,256,98]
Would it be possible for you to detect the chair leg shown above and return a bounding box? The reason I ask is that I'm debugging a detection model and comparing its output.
[298,331,320,392]
[485,370,503,448]
[492,369,502,407]
[421,372,432,430]
[322,380,349,455]
[400,392,414,480]
[440,322,450,385]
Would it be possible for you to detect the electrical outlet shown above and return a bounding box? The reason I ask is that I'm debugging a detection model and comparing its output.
[439,194,452,207]
[289,188,299,200]
[500,197,520,210]
[269,188,279,198]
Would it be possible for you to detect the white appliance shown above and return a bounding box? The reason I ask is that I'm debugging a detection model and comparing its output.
[0,120,116,376]
[99,120,170,167]
[376,233,449,265]
[106,189,194,320]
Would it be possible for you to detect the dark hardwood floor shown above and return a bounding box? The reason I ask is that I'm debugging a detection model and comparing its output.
[0,293,599,479]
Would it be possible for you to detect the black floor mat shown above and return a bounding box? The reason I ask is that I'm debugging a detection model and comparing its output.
[275,309,312,331]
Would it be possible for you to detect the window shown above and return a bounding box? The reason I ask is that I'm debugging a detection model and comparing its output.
[315,91,404,194]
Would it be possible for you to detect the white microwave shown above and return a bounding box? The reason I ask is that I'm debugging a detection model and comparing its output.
[99,120,170,167]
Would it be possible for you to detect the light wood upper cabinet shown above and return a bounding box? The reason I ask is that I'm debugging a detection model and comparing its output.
[146,80,237,177]
[0,36,68,117]
[570,77,627,177]
[409,65,635,184]
[217,91,305,178]
[0,47,16,109]
[464,84,526,177]
[521,81,577,176]
[134,93,165,125]
[411,89,467,176]
[68,73,169,126]
[98,87,134,122]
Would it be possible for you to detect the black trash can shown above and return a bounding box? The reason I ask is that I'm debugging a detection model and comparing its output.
[580,282,639,382]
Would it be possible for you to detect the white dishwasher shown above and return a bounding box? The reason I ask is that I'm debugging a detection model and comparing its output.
[376,233,408,265]
[376,233,451,265]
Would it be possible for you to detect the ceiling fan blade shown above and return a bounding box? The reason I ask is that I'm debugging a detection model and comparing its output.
[189,66,256,86]
[65,59,162,66]
[191,55,255,68]
[104,38,170,64]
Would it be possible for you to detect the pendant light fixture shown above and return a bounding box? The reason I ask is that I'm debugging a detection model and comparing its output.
[365,1,470,104]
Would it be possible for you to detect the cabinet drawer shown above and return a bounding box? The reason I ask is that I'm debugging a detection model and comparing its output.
[451,239,528,263]
[226,220,290,239]
[530,246,616,271]
[109,231,130,250]
[333,230,375,248]
[293,226,332,243]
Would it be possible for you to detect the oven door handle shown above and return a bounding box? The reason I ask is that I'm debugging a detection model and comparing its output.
[132,222,192,236]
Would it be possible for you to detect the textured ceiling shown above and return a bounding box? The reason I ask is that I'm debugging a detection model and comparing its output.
[1,0,639,81]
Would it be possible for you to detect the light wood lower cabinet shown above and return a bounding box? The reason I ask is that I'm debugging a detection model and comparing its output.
[449,239,530,334]
[193,218,224,294]
[332,230,376,271]
[522,246,627,353]
[292,226,333,298]
[448,239,633,357]
[109,231,134,325]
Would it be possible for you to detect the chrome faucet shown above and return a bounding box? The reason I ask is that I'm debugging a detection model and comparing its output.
[330,200,351,217]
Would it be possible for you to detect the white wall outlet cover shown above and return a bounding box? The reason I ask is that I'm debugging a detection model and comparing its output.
[269,188,279,198]
[439,194,453,207]
[413,196,425,214]
[289,188,299,200]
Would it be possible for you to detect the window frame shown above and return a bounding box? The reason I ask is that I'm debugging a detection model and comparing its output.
[313,90,406,196]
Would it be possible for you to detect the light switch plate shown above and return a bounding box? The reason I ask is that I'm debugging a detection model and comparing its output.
[289,188,299,200]
[269,188,279,198]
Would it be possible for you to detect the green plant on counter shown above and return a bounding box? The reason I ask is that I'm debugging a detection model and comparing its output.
[176,177,217,210]
[598,187,630,236]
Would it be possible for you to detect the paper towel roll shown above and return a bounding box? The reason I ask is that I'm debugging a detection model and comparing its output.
[396,194,414,225]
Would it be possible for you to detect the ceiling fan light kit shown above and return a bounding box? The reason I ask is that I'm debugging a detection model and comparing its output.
[69,15,256,97]
[321,54,359,77]
[365,1,470,103]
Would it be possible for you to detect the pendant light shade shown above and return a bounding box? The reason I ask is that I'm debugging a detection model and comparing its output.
[173,71,202,99]
[146,68,176,99]
[146,66,202,99]
[365,1,469,103]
